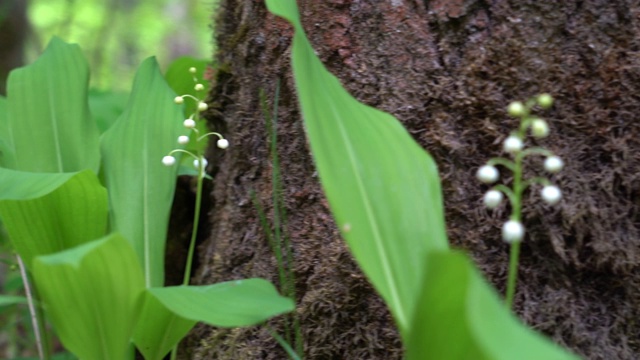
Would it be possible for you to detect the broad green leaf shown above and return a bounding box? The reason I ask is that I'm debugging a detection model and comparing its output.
[5,37,100,173]
[164,56,211,116]
[0,295,27,307]
[132,291,196,360]
[0,168,108,269]
[32,233,144,360]
[148,279,294,327]
[101,57,186,288]
[266,0,448,338]
[88,89,129,133]
[0,96,15,168]
[406,251,578,360]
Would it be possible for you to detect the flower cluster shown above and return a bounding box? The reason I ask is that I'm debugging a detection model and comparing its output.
[476,94,563,243]
[162,67,229,175]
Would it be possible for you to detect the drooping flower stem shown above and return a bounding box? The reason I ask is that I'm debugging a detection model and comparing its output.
[183,158,205,286]
[505,143,525,309]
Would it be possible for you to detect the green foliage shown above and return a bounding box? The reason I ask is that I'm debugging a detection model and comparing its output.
[100,56,186,288]
[27,0,214,90]
[33,233,144,360]
[266,0,448,339]
[148,279,294,327]
[0,169,108,269]
[266,0,578,359]
[88,89,128,133]
[0,38,292,360]
[406,251,573,359]
[4,37,100,174]
[133,292,196,360]
[0,295,27,307]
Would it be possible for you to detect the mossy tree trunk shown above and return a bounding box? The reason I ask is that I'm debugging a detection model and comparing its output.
[183,1,640,358]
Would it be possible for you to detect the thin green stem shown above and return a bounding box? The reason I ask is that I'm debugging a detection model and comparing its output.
[505,150,524,309]
[169,162,204,359]
[518,147,554,160]
[183,162,205,285]
[17,255,49,360]
[523,176,551,190]
[197,132,224,142]
[492,184,517,209]
[251,190,290,342]
[505,242,521,309]
[487,157,515,172]
[267,326,302,360]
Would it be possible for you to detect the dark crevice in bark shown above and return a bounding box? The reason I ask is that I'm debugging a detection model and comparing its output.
[179,1,640,359]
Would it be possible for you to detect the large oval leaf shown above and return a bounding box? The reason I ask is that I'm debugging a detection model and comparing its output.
[148,279,294,327]
[266,0,448,338]
[0,168,108,269]
[32,233,144,360]
[406,251,579,360]
[100,57,186,288]
[132,291,196,360]
[5,37,99,173]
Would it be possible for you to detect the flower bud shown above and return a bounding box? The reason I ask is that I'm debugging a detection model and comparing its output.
[197,102,208,111]
[178,135,190,145]
[541,185,562,205]
[507,101,526,117]
[193,158,208,169]
[183,119,196,129]
[537,93,553,109]
[530,118,549,138]
[162,156,176,166]
[195,83,204,91]
[217,138,229,149]
[503,136,523,153]
[174,96,184,104]
[502,220,525,243]
[483,190,503,209]
[189,67,197,74]
[544,156,563,173]
[477,165,499,184]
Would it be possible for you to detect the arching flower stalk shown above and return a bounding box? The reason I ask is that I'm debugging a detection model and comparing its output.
[475,93,563,309]
[161,66,230,360]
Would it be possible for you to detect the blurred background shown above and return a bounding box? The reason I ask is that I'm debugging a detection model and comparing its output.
[0,0,214,358]
[0,0,214,93]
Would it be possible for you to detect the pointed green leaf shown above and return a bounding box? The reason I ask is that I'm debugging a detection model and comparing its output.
[101,57,186,288]
[32,233,144,360]
[133,291,196,360]
[5,37,99,173]
[266,0,448,338]
[0,168,108,269]
[406,251,578,360]
[148,279,294,327]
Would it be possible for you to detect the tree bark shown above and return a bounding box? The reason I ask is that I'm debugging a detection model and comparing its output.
[185,0,640,359]
[0,0,28,95]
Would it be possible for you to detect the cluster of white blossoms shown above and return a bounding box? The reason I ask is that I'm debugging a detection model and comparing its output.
[476,94,563,243]
[162,67,229,172]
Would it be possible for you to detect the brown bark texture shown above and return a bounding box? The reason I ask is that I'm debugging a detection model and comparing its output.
[181,0,640,359]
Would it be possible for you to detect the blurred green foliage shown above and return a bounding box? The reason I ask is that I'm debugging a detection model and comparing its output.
[27,0,215,90]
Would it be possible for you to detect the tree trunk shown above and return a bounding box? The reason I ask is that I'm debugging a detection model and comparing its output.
[185,0,640,358]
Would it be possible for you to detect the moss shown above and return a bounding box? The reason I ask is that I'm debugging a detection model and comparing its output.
[184,0,640,359]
